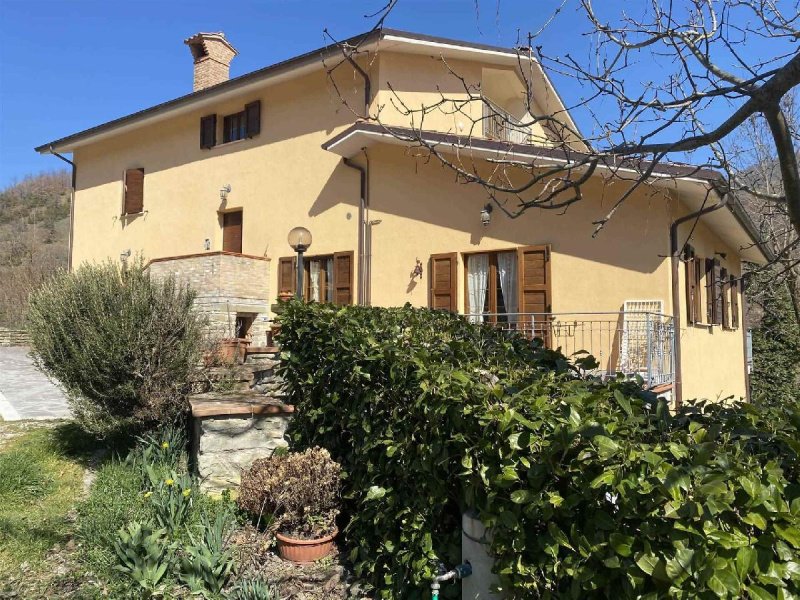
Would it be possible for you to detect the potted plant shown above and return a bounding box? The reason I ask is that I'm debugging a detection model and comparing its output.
[238,447,341,563]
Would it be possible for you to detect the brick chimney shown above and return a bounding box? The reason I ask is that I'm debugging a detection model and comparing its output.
[184,32,238,92]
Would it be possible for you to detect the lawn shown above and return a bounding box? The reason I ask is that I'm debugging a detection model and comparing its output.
[0,421,100,597]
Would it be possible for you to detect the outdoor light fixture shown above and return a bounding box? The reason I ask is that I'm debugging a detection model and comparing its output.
[120,249,131,263]
[219,184,232,201]
[480,203,493,226]
[204,238,211,251]
[288,226,313,300]
[411,258,423,280]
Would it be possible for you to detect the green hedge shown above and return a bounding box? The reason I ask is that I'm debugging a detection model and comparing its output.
[278,302,800,599]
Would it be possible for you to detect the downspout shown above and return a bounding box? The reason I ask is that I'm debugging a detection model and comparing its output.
[343,157,367,305]
[344,53,371,115]
[669,191,729,408]
[49,146,76,272]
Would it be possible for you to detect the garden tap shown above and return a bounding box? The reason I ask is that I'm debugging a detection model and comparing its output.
[430,562,472,599]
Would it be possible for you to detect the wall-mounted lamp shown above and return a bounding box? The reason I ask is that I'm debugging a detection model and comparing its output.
[204,238,211,251]
[120,249,131,263]
[219,184,232,201]
[480,203,494,227]
[411,258,423,280]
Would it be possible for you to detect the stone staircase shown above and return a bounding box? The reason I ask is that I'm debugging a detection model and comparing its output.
[195,346,285,398]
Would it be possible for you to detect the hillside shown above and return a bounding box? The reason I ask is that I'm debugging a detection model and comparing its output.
[0,171,70,327]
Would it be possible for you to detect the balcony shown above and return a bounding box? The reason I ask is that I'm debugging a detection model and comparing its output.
[463,311,675,389]
[482,98,531,145]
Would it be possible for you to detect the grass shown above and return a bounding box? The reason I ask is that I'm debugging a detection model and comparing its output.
[0,421,100,596]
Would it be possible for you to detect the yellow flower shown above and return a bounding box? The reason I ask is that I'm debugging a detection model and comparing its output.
[165,478,174,486]
[183,489,192,497]
[144,491,153,499]
[161,442,170,449]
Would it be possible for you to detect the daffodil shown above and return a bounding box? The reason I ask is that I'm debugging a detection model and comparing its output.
[165,478,174,486]
[183,489,192,497]
[161,442,170,449]
[144,491,153,499]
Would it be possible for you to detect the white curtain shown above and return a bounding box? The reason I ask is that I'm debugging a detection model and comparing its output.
[310,260,321,302]
[467,254,489,323]
[325,259,334,302]
[497,252,518,316]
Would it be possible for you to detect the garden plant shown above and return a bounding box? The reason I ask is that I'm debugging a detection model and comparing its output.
[278,301,800,599]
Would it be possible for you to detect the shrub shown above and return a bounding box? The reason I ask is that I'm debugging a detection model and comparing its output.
[238,447,341,538]
[27,258,205,436]
[277,301,800,599]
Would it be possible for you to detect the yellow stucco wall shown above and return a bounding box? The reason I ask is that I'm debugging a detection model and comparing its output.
[674,213,747,401]
[69,50,748,401]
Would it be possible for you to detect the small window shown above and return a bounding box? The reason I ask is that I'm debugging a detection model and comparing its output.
[223,111,247,143]
[123,168,144,215]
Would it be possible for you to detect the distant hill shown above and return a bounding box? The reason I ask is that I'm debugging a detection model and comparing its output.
[0,171,70,327]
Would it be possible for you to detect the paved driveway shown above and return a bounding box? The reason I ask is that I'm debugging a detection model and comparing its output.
[0,346,71,420]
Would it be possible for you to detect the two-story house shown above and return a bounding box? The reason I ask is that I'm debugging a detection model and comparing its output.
[36,29,769,403]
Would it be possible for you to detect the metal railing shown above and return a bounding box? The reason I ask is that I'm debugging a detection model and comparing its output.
[482,99,531,145]
[463,312,675,388]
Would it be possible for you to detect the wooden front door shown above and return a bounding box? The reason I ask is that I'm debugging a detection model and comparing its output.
[222,211,243,253]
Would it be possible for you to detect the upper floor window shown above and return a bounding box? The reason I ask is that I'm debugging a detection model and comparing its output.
[201,100,261,149]
[223,111,247,143]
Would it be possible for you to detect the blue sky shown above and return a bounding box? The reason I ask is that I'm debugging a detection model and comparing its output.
[0,0,791,187]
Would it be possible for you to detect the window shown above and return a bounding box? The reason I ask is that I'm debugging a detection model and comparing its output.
[223,111,247,143]
[721,267,730,328]
[123,168,144,215]
[465,251,519,322]
[235,314,254,339]
[278,251,353,305]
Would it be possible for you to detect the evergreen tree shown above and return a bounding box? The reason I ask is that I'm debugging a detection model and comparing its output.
[750,270,800,402]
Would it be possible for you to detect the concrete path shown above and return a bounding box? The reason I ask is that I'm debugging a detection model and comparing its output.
[0,346,71,420]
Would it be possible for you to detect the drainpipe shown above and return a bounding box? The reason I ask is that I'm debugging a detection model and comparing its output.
[344,53,371,114]
[343,157,368,305]
[49,146,76,272]
[669,191,729,408]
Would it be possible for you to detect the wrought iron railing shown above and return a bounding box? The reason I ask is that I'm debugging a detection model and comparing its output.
[463,311,675,388]
[482,98,531,144]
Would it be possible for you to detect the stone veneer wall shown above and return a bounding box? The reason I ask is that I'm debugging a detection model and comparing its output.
[147,252,272,344]
[0,328,30,346]
[190,396,293,491]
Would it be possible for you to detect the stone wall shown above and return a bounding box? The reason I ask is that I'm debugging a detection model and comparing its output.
[0,328,30,347]
[190,395,293,491]
[147,252,272,344]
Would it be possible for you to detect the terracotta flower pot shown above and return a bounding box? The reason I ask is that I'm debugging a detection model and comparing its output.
[218,338,251,364]
[276,528,338,563]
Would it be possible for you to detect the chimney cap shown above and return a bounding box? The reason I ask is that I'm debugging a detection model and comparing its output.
[183,32,239,59]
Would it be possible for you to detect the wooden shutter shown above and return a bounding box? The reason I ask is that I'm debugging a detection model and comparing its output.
[200,114,217,149]
[222,211,243,253]
[429,253,457,312]
[518,245,551,343]
[332,251,354,305]
[730,274,740,329]
[123,168,144,215]
[705,258,716,323]
[684,246,697,324]
[278,257,296,296]
[721,267,730,328]
[245,100,261,138]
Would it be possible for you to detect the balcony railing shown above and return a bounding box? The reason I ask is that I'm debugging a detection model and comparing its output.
[463,311,675,389]
[482,99,531,145]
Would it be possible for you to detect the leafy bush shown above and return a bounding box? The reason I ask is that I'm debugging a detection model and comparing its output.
[278,301,800,599]
[238,447,341,538]
[112,521,174,595]
[179,509,237,595]
[27,258,205,436]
